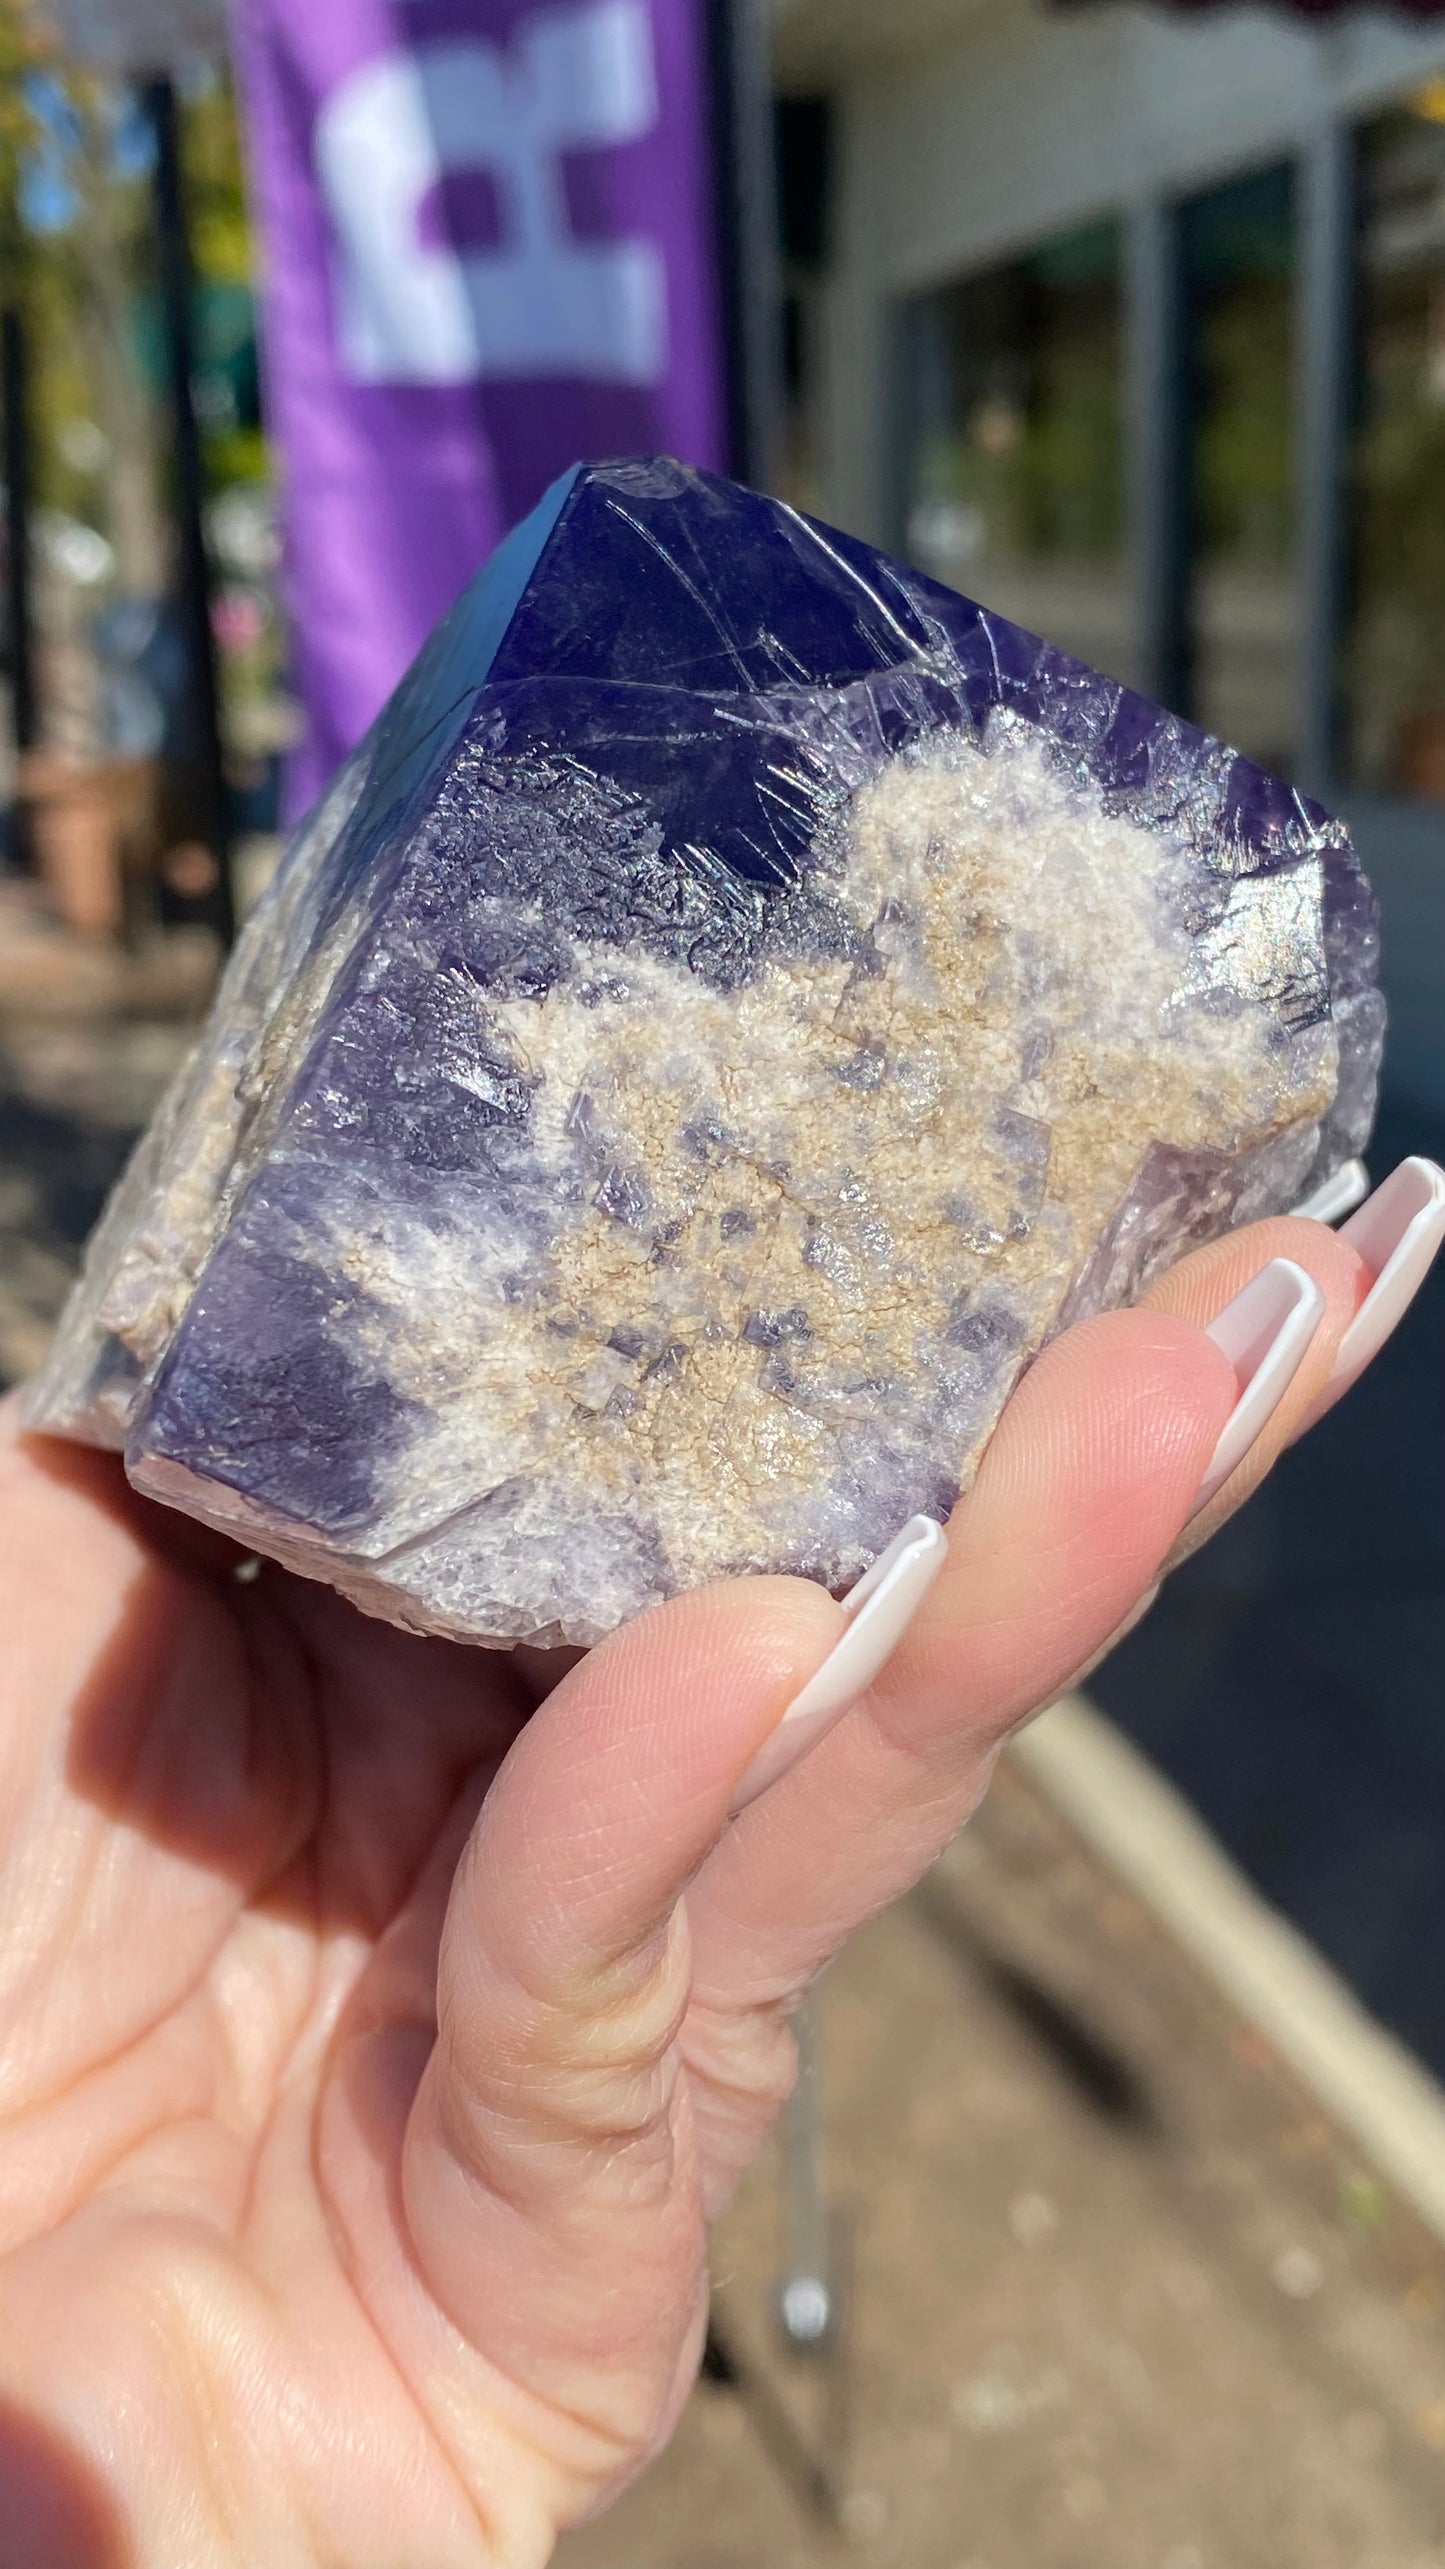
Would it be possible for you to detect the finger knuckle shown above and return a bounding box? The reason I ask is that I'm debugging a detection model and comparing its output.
[440,1912,694,2201]
[683,1992,801,2123]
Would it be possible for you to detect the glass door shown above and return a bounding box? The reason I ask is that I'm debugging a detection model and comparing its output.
[898,221,1134,687]
[1181,164,1300,774]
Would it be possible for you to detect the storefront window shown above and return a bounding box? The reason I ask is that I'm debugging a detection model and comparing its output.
[900,222,1132,685]
[1348,95,1445,806]
[1182,164,1298,775]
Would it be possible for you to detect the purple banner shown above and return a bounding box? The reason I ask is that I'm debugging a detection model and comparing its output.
[230,0,729,814]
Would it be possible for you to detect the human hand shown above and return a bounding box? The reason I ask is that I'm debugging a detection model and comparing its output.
[0,1163,1440,2568]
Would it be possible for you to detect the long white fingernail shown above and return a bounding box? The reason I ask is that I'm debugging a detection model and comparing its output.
[1192,1258,1325,1516]
[1296,1158,1369,1225]
[1330,1158,1445,1396]
[729,1516,948,1815]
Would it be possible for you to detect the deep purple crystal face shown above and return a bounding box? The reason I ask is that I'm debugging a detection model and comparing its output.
[27,459,1384,1646]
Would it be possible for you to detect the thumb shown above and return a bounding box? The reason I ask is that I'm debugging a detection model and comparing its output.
[399,1575,838,2469]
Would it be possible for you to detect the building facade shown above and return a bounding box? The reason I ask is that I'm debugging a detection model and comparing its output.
[772,0,1445,1118]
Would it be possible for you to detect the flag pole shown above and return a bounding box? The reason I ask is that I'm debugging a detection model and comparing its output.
[143,71,236,946]
[1,298,38,857]
[1,161,38,869]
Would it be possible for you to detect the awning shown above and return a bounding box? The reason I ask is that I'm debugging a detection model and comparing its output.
[1055,1,1445,14]
[42,0,227,73]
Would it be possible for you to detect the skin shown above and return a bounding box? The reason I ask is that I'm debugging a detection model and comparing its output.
[0,1212,1386,2567]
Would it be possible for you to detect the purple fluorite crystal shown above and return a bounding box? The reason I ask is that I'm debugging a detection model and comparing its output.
[26,460,1384,1645]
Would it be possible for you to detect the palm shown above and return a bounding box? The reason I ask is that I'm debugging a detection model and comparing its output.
[0,1432,710,2565]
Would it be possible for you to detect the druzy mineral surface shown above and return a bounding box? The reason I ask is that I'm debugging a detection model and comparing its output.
[27,459,1384,1646]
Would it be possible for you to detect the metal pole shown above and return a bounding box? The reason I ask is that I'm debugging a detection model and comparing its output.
[143,72,234,945]
[2,146,38,874]
[707,0,782,490]
[1296,119,1356,799]
[1127,193,1192,716]
[2,292,38,832]
[774,1987,835,2352]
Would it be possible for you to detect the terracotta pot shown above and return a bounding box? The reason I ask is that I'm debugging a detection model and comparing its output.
[1394,709,1445,806]
[16,753,158,940]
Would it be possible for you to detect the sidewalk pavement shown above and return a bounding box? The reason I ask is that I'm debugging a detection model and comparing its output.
[559,1759,1445,2569]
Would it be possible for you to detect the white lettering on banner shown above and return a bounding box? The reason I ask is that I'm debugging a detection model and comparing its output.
[314,0,666,387]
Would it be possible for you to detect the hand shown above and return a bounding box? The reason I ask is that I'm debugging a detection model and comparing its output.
[0,1167,1439,2569]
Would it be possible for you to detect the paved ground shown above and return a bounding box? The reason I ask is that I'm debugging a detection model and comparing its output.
[0,880,211,1385]
[0,1014,194,1384]
[559,1767,1445,2569]
[3,933,1444,2563]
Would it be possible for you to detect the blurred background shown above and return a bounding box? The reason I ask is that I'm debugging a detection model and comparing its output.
[1,1,1444,2560]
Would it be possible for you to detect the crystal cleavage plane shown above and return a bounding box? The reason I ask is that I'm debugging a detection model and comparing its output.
[26,460,1385,1647]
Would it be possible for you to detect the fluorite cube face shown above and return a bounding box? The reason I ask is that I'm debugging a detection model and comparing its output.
[27,460,1384,1646]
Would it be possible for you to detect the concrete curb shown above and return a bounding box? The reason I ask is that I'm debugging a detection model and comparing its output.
[1011,1693,1445,2245]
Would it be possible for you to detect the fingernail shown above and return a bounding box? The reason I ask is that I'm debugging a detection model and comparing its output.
[1330,1157,1445,1396]
[1192,1257,1325,1516]
[730,1516,948,1815]
[1295,1158,1369,1225]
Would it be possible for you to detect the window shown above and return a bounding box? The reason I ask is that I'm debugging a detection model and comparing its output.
[899,222,1132,686]
[1181,165,1298,774]
[1348,94,1445,805]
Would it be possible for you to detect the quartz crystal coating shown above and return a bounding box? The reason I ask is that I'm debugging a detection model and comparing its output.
[26,459,1385,1646]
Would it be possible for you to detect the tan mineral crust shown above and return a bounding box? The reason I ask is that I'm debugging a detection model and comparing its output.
[357,733,1330,1607]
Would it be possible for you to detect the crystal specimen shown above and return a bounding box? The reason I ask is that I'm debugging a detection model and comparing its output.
[26,460,1384,1647]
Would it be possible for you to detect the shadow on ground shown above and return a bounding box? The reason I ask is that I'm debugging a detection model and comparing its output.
[1092,1099,1445,2080]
